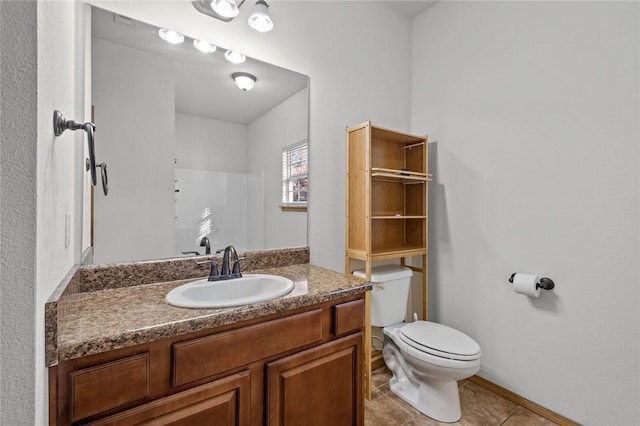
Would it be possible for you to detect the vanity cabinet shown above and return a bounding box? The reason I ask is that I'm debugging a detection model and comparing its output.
[49,295,365,425]
[345,121,430,399]
[267,334,362,426]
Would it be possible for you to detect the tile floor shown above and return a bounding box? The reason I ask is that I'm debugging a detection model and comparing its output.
[365,368,559,426]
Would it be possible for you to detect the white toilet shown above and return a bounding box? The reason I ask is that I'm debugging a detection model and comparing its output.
[355,265,482,423]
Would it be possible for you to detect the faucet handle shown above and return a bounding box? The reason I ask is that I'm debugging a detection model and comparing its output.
[231,257,245,275]
[197,260,220,281]
[209,262,220,281]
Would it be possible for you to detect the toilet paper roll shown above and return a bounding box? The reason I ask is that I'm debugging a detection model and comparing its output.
[512,273,540,297]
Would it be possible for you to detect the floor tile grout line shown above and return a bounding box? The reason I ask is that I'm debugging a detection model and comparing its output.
[498,406,521,426]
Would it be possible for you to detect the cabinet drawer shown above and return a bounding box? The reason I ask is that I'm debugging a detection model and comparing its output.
[88,371,251,426]
[333,299,364,336]
[70,353,149,422]
[172,309,323,387]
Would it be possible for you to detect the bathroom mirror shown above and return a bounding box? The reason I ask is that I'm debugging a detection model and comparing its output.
[90,6,309,264]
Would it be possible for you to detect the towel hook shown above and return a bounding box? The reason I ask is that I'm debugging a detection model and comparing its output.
[53,110,98,187]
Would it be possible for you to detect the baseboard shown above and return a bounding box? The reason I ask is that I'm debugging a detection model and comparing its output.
[468,376,580,426]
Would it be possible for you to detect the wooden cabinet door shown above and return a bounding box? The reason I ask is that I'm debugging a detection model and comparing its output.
[266,334,363,426]
[88,371,250,426]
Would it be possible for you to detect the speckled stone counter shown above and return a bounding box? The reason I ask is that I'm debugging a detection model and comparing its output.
[45,248,370,367]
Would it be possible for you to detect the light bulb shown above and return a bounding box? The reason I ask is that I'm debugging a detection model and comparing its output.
[210,0,239,18]
[248,0,273,32]
[158,28,184,44]
[193,39,217,53]
[224,50,246,64]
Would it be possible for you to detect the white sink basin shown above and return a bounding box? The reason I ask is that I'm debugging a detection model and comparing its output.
[165,274,295,308]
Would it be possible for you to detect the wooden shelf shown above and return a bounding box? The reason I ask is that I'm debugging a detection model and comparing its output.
[345,121,429,402]
[371,167,431,183]
[371,215,427,219]
[371,245,427,260]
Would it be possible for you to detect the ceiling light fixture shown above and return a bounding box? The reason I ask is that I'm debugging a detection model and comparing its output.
[210,0,240,18]
[224,50,246,64]
[193,39,217,53]
[191,0,274,32]
[248,0,273,32]
[192,0,244,22]
[232,72,256,91]
[158,28,184,44]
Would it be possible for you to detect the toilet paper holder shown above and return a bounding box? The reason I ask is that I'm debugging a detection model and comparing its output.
[508,273,555,290]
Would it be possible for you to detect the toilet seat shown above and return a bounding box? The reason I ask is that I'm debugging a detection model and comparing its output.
[399,321,481,361]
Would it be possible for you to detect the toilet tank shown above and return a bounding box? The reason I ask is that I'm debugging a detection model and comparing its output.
[353,265,413,327]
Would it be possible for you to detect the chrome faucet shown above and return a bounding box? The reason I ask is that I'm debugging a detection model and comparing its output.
[199,236,211,255]
[215,245,243,280]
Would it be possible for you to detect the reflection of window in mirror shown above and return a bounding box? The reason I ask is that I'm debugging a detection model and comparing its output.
[281,140,308,212]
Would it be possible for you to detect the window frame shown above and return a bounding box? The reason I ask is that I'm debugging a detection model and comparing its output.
[280,140,308,212]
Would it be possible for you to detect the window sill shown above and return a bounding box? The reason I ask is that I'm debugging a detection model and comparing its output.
[280,205,307,212]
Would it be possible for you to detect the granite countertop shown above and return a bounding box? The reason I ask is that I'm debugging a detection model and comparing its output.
[51,263,370,365]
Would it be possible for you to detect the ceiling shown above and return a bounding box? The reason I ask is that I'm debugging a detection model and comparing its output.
[91,7,308,125]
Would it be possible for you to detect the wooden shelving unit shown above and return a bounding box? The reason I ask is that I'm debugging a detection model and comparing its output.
[345,121,430,400]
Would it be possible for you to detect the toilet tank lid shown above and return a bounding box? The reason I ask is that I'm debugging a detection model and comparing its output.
[353,264,413,282]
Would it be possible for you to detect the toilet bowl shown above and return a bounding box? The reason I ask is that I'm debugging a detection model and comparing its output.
[354,265,482,423]
[383,321,481,422]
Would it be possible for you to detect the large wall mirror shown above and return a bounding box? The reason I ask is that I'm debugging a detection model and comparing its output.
[90,6,309,264]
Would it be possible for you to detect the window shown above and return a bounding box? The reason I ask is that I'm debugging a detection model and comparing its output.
[281,141,308,211]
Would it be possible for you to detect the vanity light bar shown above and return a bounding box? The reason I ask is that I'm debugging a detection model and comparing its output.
[157,27,247,65]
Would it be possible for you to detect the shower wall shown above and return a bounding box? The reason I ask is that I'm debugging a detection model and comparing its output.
[174,168,264,255]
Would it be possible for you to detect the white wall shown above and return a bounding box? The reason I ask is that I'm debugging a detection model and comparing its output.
[0,1,88,424]
[412,2,639,424]
[0,3,38,425]
[174,168,249,253]
[36,2,90,424]
[175,112,248,172]
[248,88,308,249]
[175,113,250,253]
[92,38,176,263]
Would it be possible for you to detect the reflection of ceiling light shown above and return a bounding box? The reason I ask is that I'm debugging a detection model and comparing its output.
[158,28,184,44]
[193,39,217,53]
[224,50,246,64]
[248,0,273,32]
[210,0,240,18]
[232,72,256,91]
